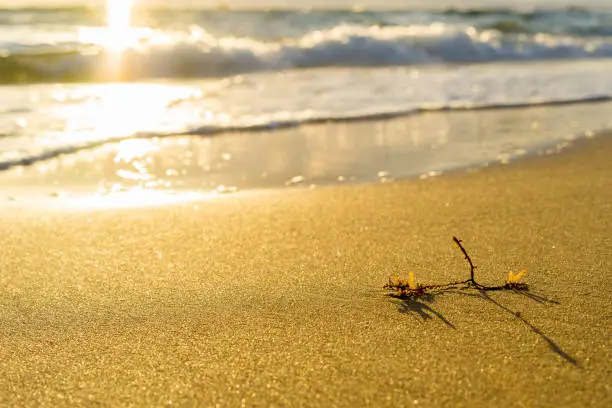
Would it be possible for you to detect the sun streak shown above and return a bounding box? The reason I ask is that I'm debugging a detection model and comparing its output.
[106,0,134,50]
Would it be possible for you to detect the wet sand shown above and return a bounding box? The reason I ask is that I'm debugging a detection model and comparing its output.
[0,134,610,407]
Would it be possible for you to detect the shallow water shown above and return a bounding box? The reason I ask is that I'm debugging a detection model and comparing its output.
[3,101,609,206]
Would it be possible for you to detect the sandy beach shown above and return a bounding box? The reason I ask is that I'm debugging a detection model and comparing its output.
[0,132,610,407]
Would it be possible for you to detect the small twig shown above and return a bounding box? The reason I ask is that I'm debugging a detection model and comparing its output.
[452,236,476,284]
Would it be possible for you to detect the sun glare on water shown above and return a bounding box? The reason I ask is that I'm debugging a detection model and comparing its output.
[106,0,134,50]
[78,0,141,52]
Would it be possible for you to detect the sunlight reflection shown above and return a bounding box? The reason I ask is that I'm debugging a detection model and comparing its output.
[78,0,142,50]
[106,0,134,50]
[77,0,144,79]
[111,139,157,183]
[107,0,132,35]
[114,139,157,163]
[62,84,198,142]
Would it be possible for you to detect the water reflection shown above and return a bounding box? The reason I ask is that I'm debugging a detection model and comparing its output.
[6,100,609,205]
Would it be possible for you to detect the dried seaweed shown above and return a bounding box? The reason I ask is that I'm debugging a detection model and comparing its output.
[384,236,528,299]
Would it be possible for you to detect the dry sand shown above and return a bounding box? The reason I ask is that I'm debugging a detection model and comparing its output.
[0,135,610,407]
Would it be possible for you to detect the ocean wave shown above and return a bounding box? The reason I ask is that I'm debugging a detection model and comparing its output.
[1,95,611,172]
[2,24,612,84]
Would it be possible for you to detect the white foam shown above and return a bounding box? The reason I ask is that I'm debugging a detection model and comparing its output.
[2,59,612,170]
[6,24,612,81]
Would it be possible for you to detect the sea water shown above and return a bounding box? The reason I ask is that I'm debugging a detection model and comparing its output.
[1,0,612,194]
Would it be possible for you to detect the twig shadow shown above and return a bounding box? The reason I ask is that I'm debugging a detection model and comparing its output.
[390,288,579,367]
[395,294,456,329]
[513,288,560,305]
[460,290,580,367]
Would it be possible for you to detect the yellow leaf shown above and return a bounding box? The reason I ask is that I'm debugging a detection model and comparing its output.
[408,271,415,289]
[507,269,527,283]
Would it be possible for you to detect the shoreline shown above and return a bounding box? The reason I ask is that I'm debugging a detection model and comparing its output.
[1,128,610,406]
[2,102,612,206]
[0,130,608,212]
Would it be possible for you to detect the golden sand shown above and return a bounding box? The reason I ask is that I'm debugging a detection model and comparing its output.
[0,136,610,407]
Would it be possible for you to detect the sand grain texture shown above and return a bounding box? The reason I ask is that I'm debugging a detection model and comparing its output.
[0,136,611,407]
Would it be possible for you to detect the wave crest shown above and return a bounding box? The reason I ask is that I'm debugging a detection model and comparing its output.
[2,24,612,83]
